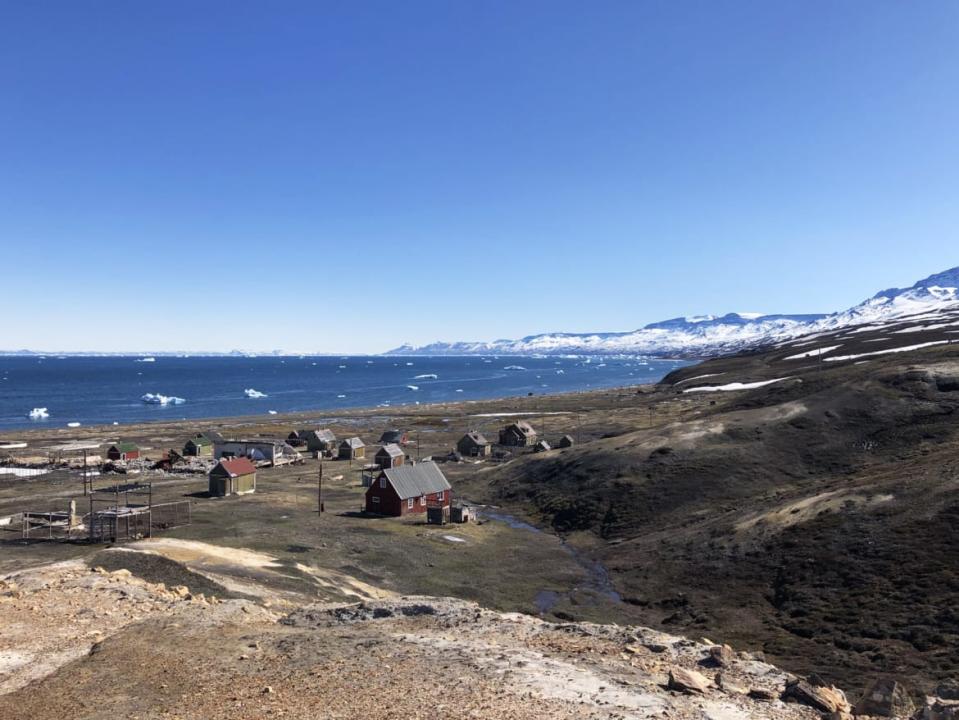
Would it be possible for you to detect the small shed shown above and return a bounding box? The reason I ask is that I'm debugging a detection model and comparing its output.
[183,436,214,457]
[304,429,337,453]
[375,443,405,469]
[339,437,366,460]
[379,429,409,445]
[107,442,140,461]
[208,457,257,497]
[533,439,552,453]
[451,504,473,523]
[286,431,305,447]
[196,431,225,445]
[499,421,537,447]
[558,435,575,449]
[427,505,451,525]
[457,431,491,457]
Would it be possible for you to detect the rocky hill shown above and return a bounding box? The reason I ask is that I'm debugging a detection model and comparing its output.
[0,550,947,719]
[455,320,959,698]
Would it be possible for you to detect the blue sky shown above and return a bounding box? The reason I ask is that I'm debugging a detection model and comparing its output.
[2,1,958,353]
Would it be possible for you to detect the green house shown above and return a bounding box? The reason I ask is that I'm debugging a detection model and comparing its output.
[183,435,214,457]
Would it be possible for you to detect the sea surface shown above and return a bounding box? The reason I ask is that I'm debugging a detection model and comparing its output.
[0,355,690,432]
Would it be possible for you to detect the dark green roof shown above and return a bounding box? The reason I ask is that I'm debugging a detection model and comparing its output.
[114,442,139,453]
[187,436,212,447]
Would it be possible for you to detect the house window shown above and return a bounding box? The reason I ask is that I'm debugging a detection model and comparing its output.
[407,498,414,509]
[371,496,380,504]
[436,491,444,502]
[380,478,387,488]
[420,496,425,505]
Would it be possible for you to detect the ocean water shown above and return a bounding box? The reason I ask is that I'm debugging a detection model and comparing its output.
[0,355,689,432]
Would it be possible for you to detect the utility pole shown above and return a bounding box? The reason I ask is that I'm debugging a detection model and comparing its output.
[318,462,324,516]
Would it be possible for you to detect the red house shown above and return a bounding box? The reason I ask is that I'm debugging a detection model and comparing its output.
[365,461,452,517]
[107,442,140,461]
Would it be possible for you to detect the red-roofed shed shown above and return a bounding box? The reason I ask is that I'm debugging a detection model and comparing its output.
[209,457,257,497]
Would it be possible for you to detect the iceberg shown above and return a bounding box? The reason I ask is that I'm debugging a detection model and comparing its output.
[67,422,81,428]
[407,385,419,391]
[244,388,268,398]
[28,407,50,420]
[413,374,438,379]
[135,357,156,363]
[503,365,526,371]
[141,393,186,406]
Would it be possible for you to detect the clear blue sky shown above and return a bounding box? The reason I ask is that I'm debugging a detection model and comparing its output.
[2,1,957,353]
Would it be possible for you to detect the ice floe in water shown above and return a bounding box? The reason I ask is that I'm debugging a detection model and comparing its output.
[141,393,186,406]
[135,357,156,363]
[503,365,526,371]
[67,422,81,428]
[414,374,438,379]
[268,410,278,415]
[244,388,268,398]
[28,407,49,420]
[407,385,419,391]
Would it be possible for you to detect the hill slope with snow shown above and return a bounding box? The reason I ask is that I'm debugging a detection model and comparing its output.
[387,266,959,357]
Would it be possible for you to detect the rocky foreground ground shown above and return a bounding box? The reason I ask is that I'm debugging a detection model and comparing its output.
[0,547,955,719]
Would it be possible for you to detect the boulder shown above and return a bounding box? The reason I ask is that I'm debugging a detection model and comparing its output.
[782,678,850,714]
[705,644,735,668]
[915,700,959,720]
[668,667,710,694]
[855,678,916,717]
[714,673,746,695]
[936,681,959,701]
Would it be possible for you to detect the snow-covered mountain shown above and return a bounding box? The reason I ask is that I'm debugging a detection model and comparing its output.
[387,266,959,357]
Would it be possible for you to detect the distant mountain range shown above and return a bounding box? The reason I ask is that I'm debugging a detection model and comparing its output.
[388,266,959,357]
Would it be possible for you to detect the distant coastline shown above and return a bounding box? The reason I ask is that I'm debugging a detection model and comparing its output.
[0,355,689,432]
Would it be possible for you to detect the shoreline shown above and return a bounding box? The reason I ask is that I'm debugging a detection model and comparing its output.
[0,379,671,445]
[0,354,690,435]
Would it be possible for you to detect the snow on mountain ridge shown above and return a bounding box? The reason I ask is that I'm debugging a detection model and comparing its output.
[388,266,959,357]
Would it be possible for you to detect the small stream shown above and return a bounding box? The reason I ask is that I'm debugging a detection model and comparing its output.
[477,507,622,614]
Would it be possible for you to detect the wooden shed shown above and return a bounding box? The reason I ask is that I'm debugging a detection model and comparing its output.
[427,505,451,525]
[286,431,305,447]
[558,435,575,448]
[304,428,337,453]
[364,461,451,517]
[183,436,214,457]
[375,443,405,469]
[499,421,537,447]
[208,457,257,497]
[107,442,140,461]
[533,439,552,453]
[457,431,491,457]
[451,504,473,523]
[379,429,409,445]
[339,437,366,460]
